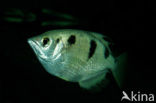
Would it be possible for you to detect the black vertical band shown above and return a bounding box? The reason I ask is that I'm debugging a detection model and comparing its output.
[88,40,97,59]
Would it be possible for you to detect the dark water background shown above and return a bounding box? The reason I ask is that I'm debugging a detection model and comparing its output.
[1,1,155,103]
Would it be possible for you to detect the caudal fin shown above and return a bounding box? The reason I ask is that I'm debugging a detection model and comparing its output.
[112,53,128,88]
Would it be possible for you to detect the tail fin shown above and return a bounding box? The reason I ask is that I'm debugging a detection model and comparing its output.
[112,53,128,88]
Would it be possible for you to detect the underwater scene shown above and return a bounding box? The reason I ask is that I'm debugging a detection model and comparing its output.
[1,0,155,103]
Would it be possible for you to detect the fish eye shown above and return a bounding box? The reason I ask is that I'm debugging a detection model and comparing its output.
[42,37,50,47]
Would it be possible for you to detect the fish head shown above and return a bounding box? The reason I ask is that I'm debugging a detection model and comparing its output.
[28,34,54,60]
[27,30,83,82]
[28,31,69,78]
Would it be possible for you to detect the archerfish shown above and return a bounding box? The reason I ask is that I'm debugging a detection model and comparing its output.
[27,29,127,89]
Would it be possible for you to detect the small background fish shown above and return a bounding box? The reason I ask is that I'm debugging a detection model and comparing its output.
[1,1,155,103]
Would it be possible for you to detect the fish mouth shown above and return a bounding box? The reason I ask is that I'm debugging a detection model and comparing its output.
[27,39,45,59]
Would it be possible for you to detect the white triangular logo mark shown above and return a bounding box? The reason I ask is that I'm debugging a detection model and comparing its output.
[121,91,131,101]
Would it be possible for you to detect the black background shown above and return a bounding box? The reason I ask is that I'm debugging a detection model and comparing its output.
[1,0,155,103]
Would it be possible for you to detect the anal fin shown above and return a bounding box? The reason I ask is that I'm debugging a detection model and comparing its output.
[79,69,110,90]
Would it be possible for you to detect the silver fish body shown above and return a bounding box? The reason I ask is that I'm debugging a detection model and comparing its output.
[28,29,124,89]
